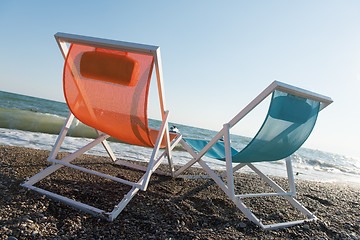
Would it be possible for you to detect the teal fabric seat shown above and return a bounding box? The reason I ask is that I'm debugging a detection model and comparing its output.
[184,90,320,163]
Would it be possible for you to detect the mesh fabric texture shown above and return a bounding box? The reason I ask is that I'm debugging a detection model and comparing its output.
[63,44,171,147]
[184,90,320,163]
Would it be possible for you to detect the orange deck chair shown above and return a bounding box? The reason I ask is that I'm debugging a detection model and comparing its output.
[22,32,181,221]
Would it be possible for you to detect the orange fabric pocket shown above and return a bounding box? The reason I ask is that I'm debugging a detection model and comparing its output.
[80,51,140,86]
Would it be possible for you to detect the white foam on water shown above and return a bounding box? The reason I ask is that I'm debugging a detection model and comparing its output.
[1,127,359,185]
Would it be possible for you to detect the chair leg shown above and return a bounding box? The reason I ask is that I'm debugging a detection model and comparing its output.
[224,123,235,199]
[96,130,117,162]
[108,186,141,221]
[164,126,176,177]
[193,159,316,229]
[48,112,75,161]
[233,195,315,230]
[232,162,317,230]
[286,157,296,194]
[24,113,76,186]
[176,154,316,230]
[23,132,111,186]
[22,112,177,221]
[141,111,170,190]
[22,134,150,221]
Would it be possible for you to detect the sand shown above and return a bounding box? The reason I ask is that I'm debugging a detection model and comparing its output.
[0,145,359,239]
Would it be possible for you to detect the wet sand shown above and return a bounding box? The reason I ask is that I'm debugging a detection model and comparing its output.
[0,145,359,239]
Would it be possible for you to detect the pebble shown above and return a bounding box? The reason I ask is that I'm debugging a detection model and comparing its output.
[239,222,247,228]
[7,237,18,240]
[0,145,359,239]
[23,217,33,223]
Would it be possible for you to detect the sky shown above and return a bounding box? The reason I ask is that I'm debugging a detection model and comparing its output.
[0,1,359,158]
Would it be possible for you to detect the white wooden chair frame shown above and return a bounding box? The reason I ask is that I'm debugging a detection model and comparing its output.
[22,33,182,221]
[175,81,333,230]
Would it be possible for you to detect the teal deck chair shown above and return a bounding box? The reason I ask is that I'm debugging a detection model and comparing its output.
[175,81,333,230]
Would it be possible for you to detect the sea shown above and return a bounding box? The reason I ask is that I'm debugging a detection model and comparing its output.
[1,90,359,185]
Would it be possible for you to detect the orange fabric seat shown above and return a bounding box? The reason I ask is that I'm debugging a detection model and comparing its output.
[63,44,175,147]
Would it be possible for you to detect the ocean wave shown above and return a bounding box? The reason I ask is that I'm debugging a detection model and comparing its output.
[0,107,189,151]
[291,152,360,176]
[0,107,97,139]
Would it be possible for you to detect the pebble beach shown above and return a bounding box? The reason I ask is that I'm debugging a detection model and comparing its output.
[0,145,359,239]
